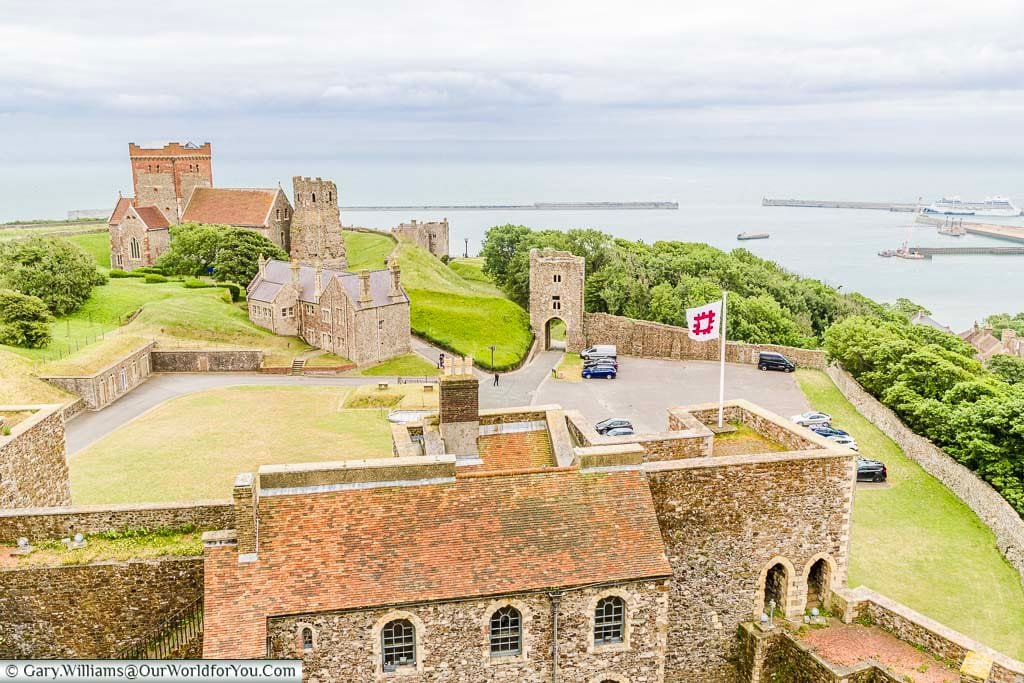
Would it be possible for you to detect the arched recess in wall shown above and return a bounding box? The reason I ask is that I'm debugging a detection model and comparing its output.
[754,556,797,619]
[803,553,838,612]
[590,674,629,683]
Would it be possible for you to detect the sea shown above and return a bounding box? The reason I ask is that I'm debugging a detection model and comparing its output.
[2,157,1022,331]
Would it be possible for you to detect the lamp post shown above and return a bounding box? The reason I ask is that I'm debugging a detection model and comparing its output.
[489,344,496,369]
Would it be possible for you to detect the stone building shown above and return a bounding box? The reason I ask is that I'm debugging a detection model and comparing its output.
[392,218,450,260]
[180,187,293,252]
[203,366,856,681]
[960,323,1024,361]
[107,198,171,269]
[0,404,71,509]
[290,177,347,269]
[245,257,410,366]
[529,248,586,352]
[128,141,212,223]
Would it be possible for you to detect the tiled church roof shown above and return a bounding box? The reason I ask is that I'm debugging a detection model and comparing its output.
[181,187,281,227]
[133,206,171,230]
[108,196,135,224]
[203,469,671,657]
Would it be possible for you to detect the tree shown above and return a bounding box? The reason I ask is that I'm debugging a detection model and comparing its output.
[0,237,106,316]
[480,224,532,287]
[155,223,225,277]
[0,289,53,348]
[988,355,1024,385]
[211,228,288,284]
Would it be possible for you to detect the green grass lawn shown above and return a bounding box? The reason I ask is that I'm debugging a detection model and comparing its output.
[448,257,506,298]
[343,229,395,271]
[797,369,1024,659]
[70,385,396,504]
[66,231,111,268]
[553,352,582,381]
[398,243,533,370]
[10,528,201,566]
[358,353,439,377]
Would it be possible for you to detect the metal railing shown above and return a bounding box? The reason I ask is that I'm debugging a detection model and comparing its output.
[397,376,440,384]
[118,596,203,660]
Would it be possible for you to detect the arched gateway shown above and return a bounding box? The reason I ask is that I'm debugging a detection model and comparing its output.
[528,248,586,353]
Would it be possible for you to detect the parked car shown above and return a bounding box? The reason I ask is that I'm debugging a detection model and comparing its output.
[595,418,633,434]
[758,351,796,373]
[791,411,832,426]
[827,435,859,451]
[582,364,617,379]
[605,426,635,437]
[580,344,617,361]
[584,355,618,367]
[856,457,887,482]
[809,424,849,438]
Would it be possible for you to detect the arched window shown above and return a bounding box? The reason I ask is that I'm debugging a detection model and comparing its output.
[489,606,521,657]
[594,596,625,645]
[129,237,141,260]
[381,619,415,670]
[311,192,316,203]
[301,627,313,651]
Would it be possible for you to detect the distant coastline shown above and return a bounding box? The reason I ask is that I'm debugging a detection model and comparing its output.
[341,201,679,211]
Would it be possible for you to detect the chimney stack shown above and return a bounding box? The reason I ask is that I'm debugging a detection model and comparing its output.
[258,253,266,279]
[438,356,479,458]
[389,260,402,298]
[314,260,323,300]
[290,258,300,293]
[359,270,373,304]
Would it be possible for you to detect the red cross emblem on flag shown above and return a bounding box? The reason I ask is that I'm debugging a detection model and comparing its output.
[686,299,723,341]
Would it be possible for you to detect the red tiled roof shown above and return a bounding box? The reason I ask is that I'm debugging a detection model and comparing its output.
[464,430,556,473]
[108,196,135,224]
[203,470,671,658]
[133,206,170,230]
[181,187,279,227]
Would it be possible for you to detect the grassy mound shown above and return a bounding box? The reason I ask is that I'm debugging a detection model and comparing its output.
[797,369,1024,658]
[343,229,395,271]
[358,353,439,377]
[66,232,111,269]
[397,243,533,370]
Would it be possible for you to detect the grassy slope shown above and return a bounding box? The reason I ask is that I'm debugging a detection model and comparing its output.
[70,385,395,503]
[66,231,111,268]
[398,243,533,370]
[343,229,396,271]
[358,353,440,377]
[796,369,1024,658]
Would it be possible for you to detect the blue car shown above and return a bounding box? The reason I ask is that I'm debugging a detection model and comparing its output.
[582,365,617,380]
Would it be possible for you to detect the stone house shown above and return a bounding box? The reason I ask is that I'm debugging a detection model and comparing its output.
[246,257,410,366]
[107,199,171,270]
[960,323,1024,361]
[392,218,450,260]
[180,187,293,252]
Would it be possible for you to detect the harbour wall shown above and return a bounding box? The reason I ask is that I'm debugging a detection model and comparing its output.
[342,201,679,211]
[762,198,919,211]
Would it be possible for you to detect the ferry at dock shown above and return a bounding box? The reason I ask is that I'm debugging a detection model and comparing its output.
[922,196,1020,217]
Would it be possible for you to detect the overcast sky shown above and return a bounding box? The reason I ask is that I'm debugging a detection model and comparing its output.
[2,0,1024,163]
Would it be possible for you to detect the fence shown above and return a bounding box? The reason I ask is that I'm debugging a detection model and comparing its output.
[118,596,203,660]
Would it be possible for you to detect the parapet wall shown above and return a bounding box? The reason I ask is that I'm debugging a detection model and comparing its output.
[151,349,263,372]
[826,366,1024,584]
[565,409,712,461]
[41,342,155,410]
[0,405,70,509]
[583,312,828,369]
[0,500,233,543]
[738,623,899,683]
[0,557,203,658]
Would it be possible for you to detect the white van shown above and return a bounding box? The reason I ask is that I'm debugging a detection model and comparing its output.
[580,344,617,360]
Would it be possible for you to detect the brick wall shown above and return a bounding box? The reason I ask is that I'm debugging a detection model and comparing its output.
[266,580,668,682]
[826,366,1024,583]
[150,349,263,372]
[583,312,828,369]
[0,500,232,543]
[0,558,203,658]
[41,343,155,410]
[0,406,70,509]
[439,375,479,424]
[738,625,898,683]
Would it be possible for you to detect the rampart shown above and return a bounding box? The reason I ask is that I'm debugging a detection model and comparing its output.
[150,349,263,372]
[40,342,155,410]
[826,366,1024,583]
[583,312,828,369]
[0,405,70,509]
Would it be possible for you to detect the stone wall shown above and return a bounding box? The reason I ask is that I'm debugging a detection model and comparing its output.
[738,624,899,683]
[565,409,712,461]
[266,580,668,682]
[647,451,855,682]
[529,248,586,353]
[0,500,232,543]
[826,366,1024,583]
[0,405,70,509]
[0,557,202,658]
[688,403,822,452]
[150,349,263,372]
[392,218,450,259]
[291,176,346,269]
[583,312,828,369]
[41,342,155,410]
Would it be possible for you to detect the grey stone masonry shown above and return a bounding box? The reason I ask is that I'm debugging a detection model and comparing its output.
[529,248,585,353]
[40,342,155,410]
[290,177,347,269]
[0,405,71,509]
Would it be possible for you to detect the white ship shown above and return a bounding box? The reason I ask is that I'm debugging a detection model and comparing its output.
[922,196,1020,217]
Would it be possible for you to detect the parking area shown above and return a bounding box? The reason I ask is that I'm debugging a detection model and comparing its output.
[534,356,810,433]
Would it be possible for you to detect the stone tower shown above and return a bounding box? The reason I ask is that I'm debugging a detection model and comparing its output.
[290,177,347,269]
[128,142,212,223]
[529,248,585,353]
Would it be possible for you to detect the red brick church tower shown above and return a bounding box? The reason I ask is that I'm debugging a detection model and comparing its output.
[128,142,213,223]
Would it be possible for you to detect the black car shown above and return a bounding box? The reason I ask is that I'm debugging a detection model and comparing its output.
[595,418,633,434]
[758,351,795,373]
[584,357,618,369]
[810,424,849,438]
[856,457,887,482]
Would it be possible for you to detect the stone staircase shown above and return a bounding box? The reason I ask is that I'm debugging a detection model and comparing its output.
[119,597,203,660]
[290,358,306,376]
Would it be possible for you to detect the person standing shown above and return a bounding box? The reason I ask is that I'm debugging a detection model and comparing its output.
[493,372,500,387]
[438,352,445,369]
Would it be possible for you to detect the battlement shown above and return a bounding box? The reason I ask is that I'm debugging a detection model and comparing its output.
[292,176,338,208]
[128,142,211,158]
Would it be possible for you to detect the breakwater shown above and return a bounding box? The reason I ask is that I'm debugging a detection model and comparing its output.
[762,197,919,211]
[915,214,1024,244]
[910,246,1024,257]
[341,201,678,211]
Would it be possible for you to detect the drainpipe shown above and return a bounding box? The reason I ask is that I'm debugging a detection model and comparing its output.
[549,591,563,683]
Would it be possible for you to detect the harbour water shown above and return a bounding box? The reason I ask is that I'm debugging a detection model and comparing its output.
[2,157,1022,331]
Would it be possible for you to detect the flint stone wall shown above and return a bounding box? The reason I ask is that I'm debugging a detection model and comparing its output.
[267,580,668,683]
[583,312,827,369]
[0,406,70,509]
[41,343,155,410]
[150,349,263,372]
[826,366,1024,583]
[738,624,898,683]
[0,500,232,543]
[0,557,203,658]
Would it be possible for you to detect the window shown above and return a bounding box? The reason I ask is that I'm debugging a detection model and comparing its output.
[129,237,141,260]
[328,191,333,202]
[322,308,331,323]
[553,274,562,283]
[301,627,314,652]
[311,192,316,203]
[116,254,123,267]
[594,596,625,645]
[119,368,127,391]
[304,303,315,315]
[284,208,290,219]
[552,295,561,311]
[381,619,415,670]
[378,320,384,331]
[489,606,521,657]
[276,209,281,220]
[322,332,332,347]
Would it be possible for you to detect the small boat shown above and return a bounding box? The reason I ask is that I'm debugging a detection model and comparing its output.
[737,232,770,240]
[878,249,895,258]
[894,241,925,260]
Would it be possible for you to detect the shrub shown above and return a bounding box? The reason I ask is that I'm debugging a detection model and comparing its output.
[0,288,53,348]
[183,278,214,289]
[143,273,168,284]
[218,282,241,301]
[0,237,106,315]
[133,266,166,275]
[157,223,287,285]
[109,269,145,278]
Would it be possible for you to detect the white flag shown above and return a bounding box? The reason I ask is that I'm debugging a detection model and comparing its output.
[686,299,723,341]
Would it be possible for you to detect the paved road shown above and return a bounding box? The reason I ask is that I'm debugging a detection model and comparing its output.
[533,357,810,433]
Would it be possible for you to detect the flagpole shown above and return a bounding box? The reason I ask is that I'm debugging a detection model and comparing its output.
[718,291,727,428]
